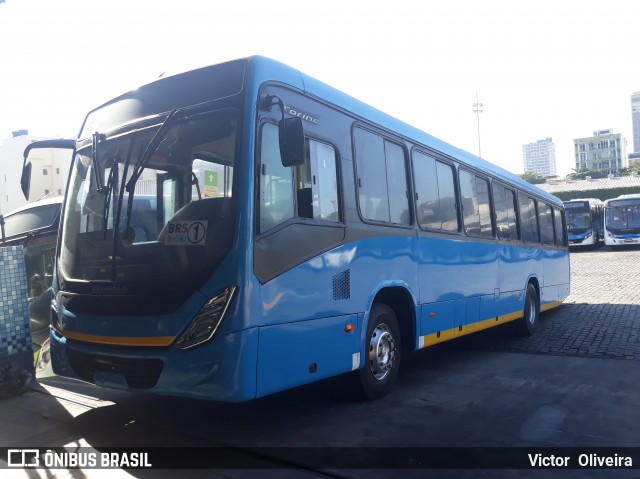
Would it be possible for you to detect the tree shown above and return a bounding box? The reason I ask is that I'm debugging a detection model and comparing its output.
[565,168,608,180]
[520,171,546,184]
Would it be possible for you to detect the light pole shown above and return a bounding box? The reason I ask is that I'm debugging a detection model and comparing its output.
[472,92,483,158]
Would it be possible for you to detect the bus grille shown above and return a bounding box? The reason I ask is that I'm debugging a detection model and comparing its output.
[332,269,351,300]
[66,349,164,389]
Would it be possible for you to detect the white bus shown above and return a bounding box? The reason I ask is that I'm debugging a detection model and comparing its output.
[564,198,603,247]
[603,194,640,246]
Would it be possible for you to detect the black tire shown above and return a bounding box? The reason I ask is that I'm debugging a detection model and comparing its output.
[356,303,402,400]
[517,283,540,336]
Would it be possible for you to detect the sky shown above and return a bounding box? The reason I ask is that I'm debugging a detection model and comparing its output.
[1,0,639,177]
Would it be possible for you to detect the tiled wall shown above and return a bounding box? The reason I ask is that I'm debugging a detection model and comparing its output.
[0,245,33,372]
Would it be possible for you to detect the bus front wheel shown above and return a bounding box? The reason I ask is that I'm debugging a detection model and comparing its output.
[357,303,402,400]
[517,283,540,336]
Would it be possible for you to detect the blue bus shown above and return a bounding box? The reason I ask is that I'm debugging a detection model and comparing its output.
[603,194,640,246]
[564,198,603,247]
[20,56,570,401]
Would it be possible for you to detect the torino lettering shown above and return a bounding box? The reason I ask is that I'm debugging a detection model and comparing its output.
[284,105,319,124]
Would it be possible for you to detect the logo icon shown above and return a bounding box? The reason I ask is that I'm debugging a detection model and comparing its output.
[8,449,40,467]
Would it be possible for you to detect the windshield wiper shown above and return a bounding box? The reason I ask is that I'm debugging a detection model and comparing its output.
[92,132,108,194]
[101,151,120,237]
[122,109,180,237]
[125,109,180,195]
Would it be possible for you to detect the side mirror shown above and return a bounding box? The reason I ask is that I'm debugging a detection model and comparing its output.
[279,117,305,167]
[20,138,75,200]
[21,162,32,200]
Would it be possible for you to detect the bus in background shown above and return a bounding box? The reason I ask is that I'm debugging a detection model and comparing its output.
[0,196,63,368]
[20,56,570,402]
[603,194,640,247]
[564,198,603,247]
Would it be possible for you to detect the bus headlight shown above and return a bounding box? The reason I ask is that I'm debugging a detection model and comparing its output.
[176,286,236,349]
[584,232,592,239]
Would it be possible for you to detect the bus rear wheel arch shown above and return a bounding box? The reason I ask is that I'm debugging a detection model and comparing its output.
[356,302,402,400]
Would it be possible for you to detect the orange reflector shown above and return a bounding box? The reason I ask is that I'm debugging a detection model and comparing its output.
[429,312,435,317]
[344,324,355,333]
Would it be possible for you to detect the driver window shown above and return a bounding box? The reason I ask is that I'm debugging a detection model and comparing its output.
[259,123,294,233]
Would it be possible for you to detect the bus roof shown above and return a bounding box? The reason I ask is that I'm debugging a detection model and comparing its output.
[563,198,603,204]
[82,56,563,207]
[247,56,562,206]
[604,193,640,206]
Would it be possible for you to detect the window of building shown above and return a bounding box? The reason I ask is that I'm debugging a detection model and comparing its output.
[44,189,50,196]
[459,169,492,236]
[43,169,48,175]
[412,151,458,231]
[355,128,410,225]
[56,168,60,174]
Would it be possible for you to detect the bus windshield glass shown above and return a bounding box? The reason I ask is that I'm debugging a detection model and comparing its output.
[605,200,640,232]
[2,203,60,239]
[565,202,592,232]
[59,109,238,284]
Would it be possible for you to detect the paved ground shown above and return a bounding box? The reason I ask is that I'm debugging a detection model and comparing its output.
[2,246,640,479]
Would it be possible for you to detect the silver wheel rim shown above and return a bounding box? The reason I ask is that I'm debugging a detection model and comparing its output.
[368,323,395,381]
[526,292,537,325]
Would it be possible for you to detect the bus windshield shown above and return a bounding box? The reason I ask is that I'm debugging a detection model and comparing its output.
[566,204,592,232]
[2,203,60,239]
[59,109,238,285]
[605,200,640,232]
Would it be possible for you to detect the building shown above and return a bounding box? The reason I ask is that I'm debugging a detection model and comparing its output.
[632,92,640,155]
[574,129,627,175]
[522,137,556,177]
[0,131,71,214]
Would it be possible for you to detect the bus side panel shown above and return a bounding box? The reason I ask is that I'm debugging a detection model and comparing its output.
[259,235,416,325]
[542,248,570,305]
[257,235,417,391]
[420,301,456,336]
[256,314,360,397]
[417,235,498,304]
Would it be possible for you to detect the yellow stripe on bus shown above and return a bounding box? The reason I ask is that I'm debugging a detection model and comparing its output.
[419,301,563,349]
[541,301,562,312]
[62,330,175,347]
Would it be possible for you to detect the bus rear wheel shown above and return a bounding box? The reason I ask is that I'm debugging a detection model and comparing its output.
[517,283,540,336]
[356,303,401,400]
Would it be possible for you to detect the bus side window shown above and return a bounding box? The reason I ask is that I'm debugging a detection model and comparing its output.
[460,169,492,237]
[519,195,539,243]
[354,128,409,225]
[298,140,340,222]
[539,202,555,245]
[492,183,518,240]
[412,151,458,232]
[553,207,565,246]
[259,123,295,233]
